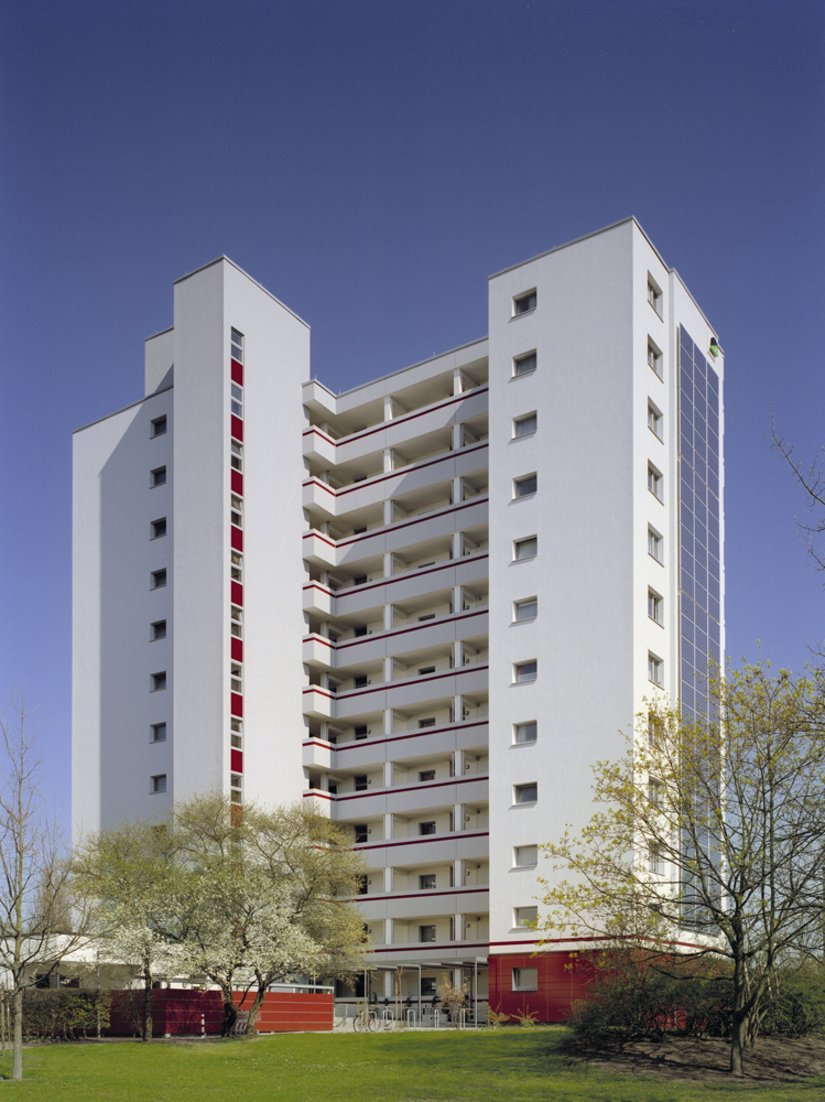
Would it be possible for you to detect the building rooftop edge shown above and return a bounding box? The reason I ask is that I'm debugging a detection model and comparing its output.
[173,256,311,330]
[72,385,173,436]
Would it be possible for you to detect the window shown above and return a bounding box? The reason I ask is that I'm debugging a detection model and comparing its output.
[231,717,243,750]
[150,466,167,488]
[355,875,367,895]
[648,652,664,687]
[417,717,436,729]
[648,777,663,807]
[513,412,537,439]
[354,824,368,843]
[150,569,167,590]
[353,675,369,689]
[514,782,538,804]
[513,721,537,745]
[150,671,166,692]
[354,725,369,739]
[419,925,437,943]
[230,772,242,805]
[354,775,368,792]
[150,415,167,438]
[231,383,243,419]
[513,350,537,377]
[648,526,663,564]
[512,967,537,992]
[513,473,537,499]
[150,774,167,795]
[418,665,435,675]
[420,977,437,997]
[150,722,167,743]
[231,494,243,528]
[150,517,167,539]
[648,338,663,378]
[514,844,538,867]
[418,769,436,782]
[513,289,537,316]
[419,874,436,890]
[230,328,244,363]
[648,711,664,747]
[647,275,663,317]
[231,440,243,472]
[230,663,242,694]
[513,597,537,623]
[513,660,537,684]
[513,536,538,561]
[150,619,167,641]
[648,401,663,440]
[231,551,243,583]
[514,906,538,928]
[230,606,243,639]
[648,846,665,875]
[647,463,663,501]
[648,588,663,626]
[419,821,437,836]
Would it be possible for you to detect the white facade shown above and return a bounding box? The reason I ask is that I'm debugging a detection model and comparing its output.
[73,219,724,1016]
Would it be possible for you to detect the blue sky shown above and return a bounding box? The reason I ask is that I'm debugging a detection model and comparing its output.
[1,0,823,834]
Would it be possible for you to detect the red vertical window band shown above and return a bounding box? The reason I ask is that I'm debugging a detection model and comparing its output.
[231,359,244,386]
[230,692,244,718]
[231,748,244,774]
[231,581,244,606]
[231,470,243,496]
[231,526,244,551]
[231,637,244,662]
[231,415,244,441]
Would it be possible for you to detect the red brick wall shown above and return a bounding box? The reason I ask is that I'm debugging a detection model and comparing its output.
[108,989,332,1036]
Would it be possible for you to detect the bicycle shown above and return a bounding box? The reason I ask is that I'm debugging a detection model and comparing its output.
[352,1007,381,1032]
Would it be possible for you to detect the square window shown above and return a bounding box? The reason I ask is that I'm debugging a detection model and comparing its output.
[230,328,244,363]
[648,526,663,564]
[514,782,537,804]
[513,289,537,316]
[648,338,663,378]
[512,967,537,992]
[514,844,538,867]
[513,597,537,623]
[354,775,368,792]
[150,415,167,438]
[150,671,167,692]
[354,725,369,740]
[150,773,167,795]
[513,351,537,377]
[647,275,663,317]
[513,660,537,684]
[150,517,167,539]
[354,824,369,843]
[150,466,167,488]
[150,569,167,590]
[513,536,538,561]
[513,721,537,745]
[514,906,538,928]
[648,652,664,687]
[418,769,436,782]
[648,589,663,626]
[419,924,437,943]
[648,401,663,440]
[513,412,537,439]
[150,722,167,743]
[419,874,436,890]
[420,977,437,997]
[150,619,167,641]
[419,820,437,836]
[647,463,663,502]
[513,473,537,499]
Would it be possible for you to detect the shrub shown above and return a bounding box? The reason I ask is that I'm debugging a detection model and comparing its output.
[23,989,111,1041]
[761,962,825,1037]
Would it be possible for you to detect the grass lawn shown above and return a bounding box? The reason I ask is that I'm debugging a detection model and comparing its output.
[1,1029,824,1102]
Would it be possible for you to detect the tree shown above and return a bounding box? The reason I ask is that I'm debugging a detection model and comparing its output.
[772,428,825,574]
[540,663,825,1076]
[171,797,367,1034]
[73,823,185,1041]
[0,707,92,1080]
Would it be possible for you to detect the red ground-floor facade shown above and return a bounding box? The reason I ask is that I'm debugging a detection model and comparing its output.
[487,949,598,1022]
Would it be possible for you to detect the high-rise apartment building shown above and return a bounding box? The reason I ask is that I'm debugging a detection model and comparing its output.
[73,218,724,1019]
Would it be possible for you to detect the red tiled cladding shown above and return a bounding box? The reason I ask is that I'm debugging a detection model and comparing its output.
[234,991,333,1033]
[231,580,243,606]
[107,989,332,1036]
[231,748,243,773]
[231,525,244,551]
[231,637,244,662]
[487,951,597,1024]
[231,359,244,386]
[231,415,244,441]
[231,469,243,496]
[230,692,244,717]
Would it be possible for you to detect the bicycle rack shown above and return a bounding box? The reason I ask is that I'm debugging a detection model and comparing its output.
[404,1009,417,1030]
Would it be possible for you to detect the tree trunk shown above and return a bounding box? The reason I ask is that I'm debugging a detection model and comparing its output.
[730,1012,747,1076]
[11,986,23,1081]
[142,957,153,1042]
[220,989,238,1037]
